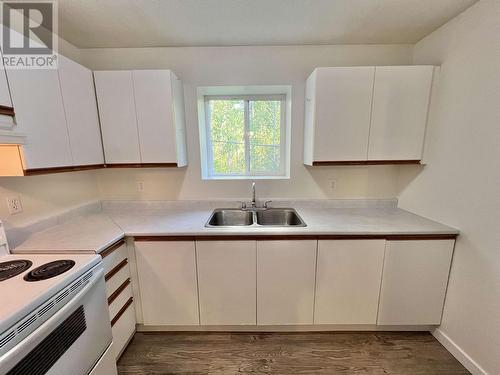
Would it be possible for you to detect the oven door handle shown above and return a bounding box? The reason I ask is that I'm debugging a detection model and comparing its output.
[1,267,106,366]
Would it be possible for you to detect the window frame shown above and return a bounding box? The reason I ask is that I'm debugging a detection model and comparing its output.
[197,86,292,180]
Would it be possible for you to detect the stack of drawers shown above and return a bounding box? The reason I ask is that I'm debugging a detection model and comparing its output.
[100,239,136,360]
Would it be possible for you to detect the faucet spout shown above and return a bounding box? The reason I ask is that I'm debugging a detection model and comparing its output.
[251,182,256,208]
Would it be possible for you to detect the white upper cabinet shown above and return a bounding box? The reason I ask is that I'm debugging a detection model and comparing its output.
[3,47,106,172]
[133,70,187,165]
[0,48,13,110]
[368,66,434,161]
[6,68,73,169]
[377,240,454,325]
[58,55,104,166]
[0,48,15,130]
[304,65,435,165]
[304,67,375,164]
[94,71,141,164]
[94,69,187,166]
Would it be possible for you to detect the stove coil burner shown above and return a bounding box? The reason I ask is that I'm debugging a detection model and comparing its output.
[0,260,33,282]
[24,260,76,282]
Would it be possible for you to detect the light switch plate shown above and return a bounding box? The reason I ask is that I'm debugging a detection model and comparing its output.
[6,196,23,215]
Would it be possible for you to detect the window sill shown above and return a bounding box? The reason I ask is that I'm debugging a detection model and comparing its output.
[203,175,290,181]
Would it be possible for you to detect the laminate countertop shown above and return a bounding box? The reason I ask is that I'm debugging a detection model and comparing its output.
[11,201,459,255]
[11,213,125,254]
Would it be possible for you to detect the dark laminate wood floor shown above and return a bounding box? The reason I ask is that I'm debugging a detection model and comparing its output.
[117,332,469,375]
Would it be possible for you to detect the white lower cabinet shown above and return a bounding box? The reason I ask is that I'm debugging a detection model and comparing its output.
[196,241,256,325]
[257,240,317,325]
[131,237,454,329]
[314,240,386,324]
[377,240,454,325]
[135,241,199,325]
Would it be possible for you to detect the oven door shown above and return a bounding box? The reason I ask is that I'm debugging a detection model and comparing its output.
[0,266,113,375]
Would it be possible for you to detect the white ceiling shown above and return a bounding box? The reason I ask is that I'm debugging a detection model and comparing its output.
[58,0,478,48]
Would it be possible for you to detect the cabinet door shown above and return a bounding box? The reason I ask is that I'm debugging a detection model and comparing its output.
[170,72,187,166]
[311,67,375,162]
[6,69,72,169]
[257,240,316,325]
[94,71,141,163]
[135,241,199,325]
[377,240,454,325]
[196,241,256,325]
[0,48,13,110]
[58,55,104,166]
[303,70,317,165]
[132,70,177,163]
[368,66,434,161]
[315,240,385,324]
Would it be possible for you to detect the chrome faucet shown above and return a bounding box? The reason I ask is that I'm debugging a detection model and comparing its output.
[239,182,271,210]
[251,182,256,208]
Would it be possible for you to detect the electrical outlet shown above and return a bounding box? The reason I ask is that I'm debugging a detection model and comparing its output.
[137,181,144,192]
[329,180,336,192]
[7,196,23,215]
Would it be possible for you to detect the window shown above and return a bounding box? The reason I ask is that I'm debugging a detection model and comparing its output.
[198,86,291,179]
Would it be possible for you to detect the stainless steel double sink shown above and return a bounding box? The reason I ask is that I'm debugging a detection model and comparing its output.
[206,208,307,227]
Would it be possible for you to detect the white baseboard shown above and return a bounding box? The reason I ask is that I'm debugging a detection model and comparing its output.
[432,328,487,375]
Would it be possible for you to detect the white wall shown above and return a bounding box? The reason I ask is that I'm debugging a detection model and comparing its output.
[58,36,82,63]
[81,44,413,200]
[0,171,99,227]
[398,1,500,373]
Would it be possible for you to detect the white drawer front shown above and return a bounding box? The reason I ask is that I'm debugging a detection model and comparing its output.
[111,301,135,360]
[109,283,133,320]
[102,242,127,275]
[105,260,130,299]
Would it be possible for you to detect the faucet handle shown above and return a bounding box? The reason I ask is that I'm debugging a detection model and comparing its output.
[239,201,248,209]
[264,200,273,209]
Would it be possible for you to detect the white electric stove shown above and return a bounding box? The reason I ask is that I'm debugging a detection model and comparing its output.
[0,221,117,375]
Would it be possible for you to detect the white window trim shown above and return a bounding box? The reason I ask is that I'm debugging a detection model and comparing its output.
[197,86,292,180]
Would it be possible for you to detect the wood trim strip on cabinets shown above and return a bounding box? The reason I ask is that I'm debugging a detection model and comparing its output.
[105,163,178,168]
[24,164,105,176]
[105,259,128,281]
[383,234,457,241]
[108,278,131,305]
[311,160,421,166]
[111,297,134,327]
[22,163,182,176]
[0,105,15,117]
[134,234,458,241]
[319,234,457,240]
[134,236,197,242]
[100,238,126,258]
